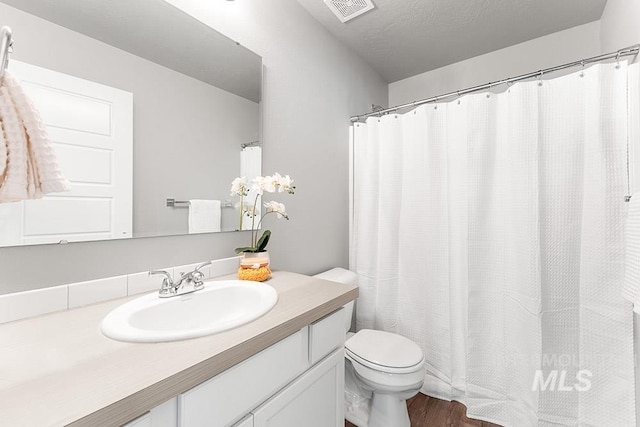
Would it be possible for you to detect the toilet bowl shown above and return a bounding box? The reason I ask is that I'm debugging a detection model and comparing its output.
[313,268,425,427]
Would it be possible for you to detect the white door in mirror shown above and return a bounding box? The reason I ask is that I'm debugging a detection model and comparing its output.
[0,60,133,246]
[101,280,278,343]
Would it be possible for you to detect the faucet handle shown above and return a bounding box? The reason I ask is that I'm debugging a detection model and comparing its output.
[150,270,176,297]
[191,261,211,287]
[191,270,205,286]
[194,261,212,273]
[149,270,173,286]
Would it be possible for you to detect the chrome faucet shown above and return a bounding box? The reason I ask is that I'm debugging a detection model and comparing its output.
[149,261,212,298]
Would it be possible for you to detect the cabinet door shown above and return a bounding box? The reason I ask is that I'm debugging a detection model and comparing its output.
[5,60,133,246]
[253,349,344,427]
[309,308,345,365]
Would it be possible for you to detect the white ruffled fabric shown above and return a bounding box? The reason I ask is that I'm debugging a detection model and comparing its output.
[0,70,69,202]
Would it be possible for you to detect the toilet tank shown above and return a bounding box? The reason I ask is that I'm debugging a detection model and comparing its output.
[313,268,357,332]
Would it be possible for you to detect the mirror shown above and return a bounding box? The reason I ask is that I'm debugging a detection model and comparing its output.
[0,0,262,247]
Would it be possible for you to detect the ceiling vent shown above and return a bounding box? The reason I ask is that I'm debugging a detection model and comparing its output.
[323,0,375,23]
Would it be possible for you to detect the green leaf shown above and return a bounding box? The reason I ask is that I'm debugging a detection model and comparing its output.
[256,230,271,252]
[235,246,257,254]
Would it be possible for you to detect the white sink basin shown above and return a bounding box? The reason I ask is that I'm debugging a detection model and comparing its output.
[101,280,278,343]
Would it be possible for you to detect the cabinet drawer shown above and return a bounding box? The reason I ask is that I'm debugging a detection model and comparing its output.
[309,308,345,365]
[179,329,307,427]
[121,397,177,427]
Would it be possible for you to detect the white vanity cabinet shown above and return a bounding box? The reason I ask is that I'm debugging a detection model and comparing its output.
[125,308,346,427]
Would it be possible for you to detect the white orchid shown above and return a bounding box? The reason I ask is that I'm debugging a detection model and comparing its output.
[251,175,277,195]
[231,172,296,253]
[250,174,296,196]
[274,173,295,194]
[264,201,289,219]
[230,176,249,197]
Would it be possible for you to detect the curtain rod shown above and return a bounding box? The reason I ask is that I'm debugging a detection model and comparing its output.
[241,140,261,149]
[350,44,640,122]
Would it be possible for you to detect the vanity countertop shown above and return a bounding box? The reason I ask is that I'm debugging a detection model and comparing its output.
[0,271,358,427]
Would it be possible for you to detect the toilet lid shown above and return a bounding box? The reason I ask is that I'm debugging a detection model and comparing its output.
[345,329,424,371]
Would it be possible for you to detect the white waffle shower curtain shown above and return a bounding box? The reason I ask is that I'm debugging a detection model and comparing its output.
[351,62,638,426]
[240,145,262,230]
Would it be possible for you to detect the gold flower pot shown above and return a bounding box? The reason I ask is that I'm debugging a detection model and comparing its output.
[237,251,271,282]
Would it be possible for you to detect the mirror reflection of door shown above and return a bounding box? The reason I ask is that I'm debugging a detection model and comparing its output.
[0,60,133,246]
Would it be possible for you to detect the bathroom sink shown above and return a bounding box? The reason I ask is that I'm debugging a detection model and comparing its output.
[100,280,278,343]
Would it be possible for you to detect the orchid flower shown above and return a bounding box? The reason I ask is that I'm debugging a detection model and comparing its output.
[232,172,296,253]
[252,175,277,195]
[274,173,295,194]
[230,176,249,197]
[264,201,289,220]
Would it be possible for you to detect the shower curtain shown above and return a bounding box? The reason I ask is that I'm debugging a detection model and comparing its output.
[240,145,262,230]
[351,62,639,426]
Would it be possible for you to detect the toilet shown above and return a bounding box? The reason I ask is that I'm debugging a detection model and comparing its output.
[314,268,425,427]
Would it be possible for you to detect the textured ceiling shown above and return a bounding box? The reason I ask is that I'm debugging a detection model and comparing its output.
[295,0,607,83]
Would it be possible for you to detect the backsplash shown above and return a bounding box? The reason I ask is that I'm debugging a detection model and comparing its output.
[0,256,241,324]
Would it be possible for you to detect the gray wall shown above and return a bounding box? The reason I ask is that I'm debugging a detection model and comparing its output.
[600,0,640,52]
[0,0,388,293]
[389,21,602,106]
[162,1,389,274]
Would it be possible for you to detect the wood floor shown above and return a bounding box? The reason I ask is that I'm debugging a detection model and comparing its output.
[345,393,502,427]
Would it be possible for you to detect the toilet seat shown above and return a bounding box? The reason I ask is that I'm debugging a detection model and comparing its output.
[345,329,424,374]
[346,348,423,374]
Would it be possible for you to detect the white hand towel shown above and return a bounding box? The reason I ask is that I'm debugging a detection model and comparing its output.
[622,193,640,312]
[188,199,221,234]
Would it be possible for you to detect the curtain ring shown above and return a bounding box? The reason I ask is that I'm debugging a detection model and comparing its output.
[538,70,544,86]
[505,80,513,93]
[616,50,622,69]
